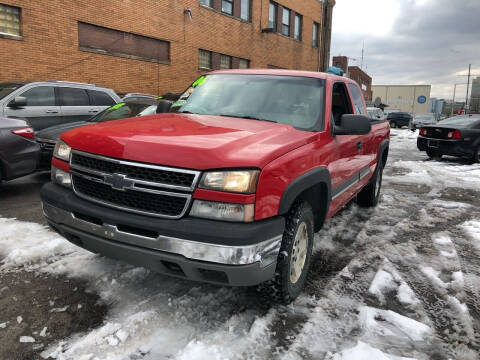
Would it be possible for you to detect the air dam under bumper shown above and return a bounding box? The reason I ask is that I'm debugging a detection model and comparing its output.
[41,183,285,286]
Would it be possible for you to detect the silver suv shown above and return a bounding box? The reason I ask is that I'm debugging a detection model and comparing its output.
[0,81,121,130]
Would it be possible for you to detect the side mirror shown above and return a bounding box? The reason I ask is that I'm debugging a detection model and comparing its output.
[8,96,27,108]
[334,114,371,135]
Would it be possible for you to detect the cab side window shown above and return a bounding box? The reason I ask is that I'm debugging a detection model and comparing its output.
[20,86,55,106]
[58,87,90,106]
[348,83,367,115]
[88,90,116,106]
[331,82,353,126]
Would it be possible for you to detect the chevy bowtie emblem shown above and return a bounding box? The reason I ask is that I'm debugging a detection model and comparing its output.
[435,129,441,132]
[104,173,134,191]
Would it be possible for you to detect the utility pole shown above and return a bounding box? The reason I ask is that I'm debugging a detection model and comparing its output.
[465,64,471,114]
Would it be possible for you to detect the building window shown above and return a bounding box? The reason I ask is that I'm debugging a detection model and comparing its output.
[200,0,212,7]
[0,3,21,37]
[282,8,290,36]
[199,49,212,69]
[240,0,250,21]
[220,54,232,69]
[294,14,302,41]
[239,58,249,69]
[78,22,169,63]
[312,22,319,47]
[222,0,233,15]
[268,2,276,29]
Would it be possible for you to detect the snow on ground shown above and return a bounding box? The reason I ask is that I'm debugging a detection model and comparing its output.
[1,128,480,360]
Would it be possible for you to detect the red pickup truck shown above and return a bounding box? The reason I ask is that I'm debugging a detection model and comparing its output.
[41,70,390,303]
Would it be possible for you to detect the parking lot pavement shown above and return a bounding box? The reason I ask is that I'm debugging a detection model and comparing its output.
[0,171,50,224]
[1,129,480,360]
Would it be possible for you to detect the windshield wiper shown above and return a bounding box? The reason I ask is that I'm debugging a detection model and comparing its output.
[218,114,277,123]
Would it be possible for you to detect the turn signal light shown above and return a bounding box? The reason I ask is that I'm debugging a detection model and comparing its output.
[11,127,35,139]
[447,130,462,139]
[419,128,427,136]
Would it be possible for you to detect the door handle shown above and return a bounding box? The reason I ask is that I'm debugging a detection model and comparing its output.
[45,110,58,114]
[356,141,362,151]
[88,109,99,113]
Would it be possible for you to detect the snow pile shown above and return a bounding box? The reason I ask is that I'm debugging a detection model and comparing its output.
[460,220,480,250]
[327,341,416,360]
[0,218,79,268]
[358,306,431,342]
[368,269,396,304]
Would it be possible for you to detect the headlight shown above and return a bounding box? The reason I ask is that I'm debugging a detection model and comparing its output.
[199,170,259,193]
[53,140,71,162]
[190,200,254,222]
[51,166,71,188]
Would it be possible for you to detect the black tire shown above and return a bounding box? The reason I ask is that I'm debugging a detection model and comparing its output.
[426,149,442,159]
[471,145,480,164]
[390,121,397,128]
[357,161,383,207]
[259,201,314,304]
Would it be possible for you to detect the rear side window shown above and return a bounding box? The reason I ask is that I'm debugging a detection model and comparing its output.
[58,87,90,106]
[348,84,366,115]
[88,90,116,106]
[19,86,55,106]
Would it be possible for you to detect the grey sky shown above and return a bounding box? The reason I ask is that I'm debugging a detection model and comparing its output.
[331,0,480,100]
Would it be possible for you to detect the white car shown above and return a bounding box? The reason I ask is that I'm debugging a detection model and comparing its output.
[367,107,385,121]
[411,113,436,129]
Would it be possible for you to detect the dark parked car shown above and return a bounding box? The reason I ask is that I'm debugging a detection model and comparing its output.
[386,112,412,128]
[417,114,480,162]
[36,98,172,169]
[0,81,121,131]
[0,117,40,182]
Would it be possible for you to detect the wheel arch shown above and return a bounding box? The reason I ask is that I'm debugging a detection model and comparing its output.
[379,139,389,169]
[278,167,331,232]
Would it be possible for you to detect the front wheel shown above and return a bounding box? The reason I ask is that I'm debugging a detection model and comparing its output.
[261,201,314,304]
[357,161,383,207]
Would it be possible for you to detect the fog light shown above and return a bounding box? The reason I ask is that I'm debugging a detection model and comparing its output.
[190,200,254,222]
[52,166,71,188]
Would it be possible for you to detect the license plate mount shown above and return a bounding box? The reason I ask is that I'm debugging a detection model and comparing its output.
[428,140,439,148]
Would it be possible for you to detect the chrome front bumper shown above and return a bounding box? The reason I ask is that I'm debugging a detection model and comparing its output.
[42,202,282,267]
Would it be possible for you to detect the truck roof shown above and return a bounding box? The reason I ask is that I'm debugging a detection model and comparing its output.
[207,69,350,82]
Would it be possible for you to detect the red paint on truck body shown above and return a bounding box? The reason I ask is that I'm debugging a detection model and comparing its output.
[60,70,390,222]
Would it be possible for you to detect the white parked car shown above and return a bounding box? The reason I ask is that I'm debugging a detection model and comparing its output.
[411,113,436,130]
[367,107,385,121]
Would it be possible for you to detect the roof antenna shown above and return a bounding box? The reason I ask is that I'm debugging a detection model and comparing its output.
[360,41,365,70]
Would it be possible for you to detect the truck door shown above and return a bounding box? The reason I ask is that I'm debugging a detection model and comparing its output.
[347,83,375,166]
[328,81,371,208]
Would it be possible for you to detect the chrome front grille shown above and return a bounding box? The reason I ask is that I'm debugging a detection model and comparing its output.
[69,150,200,218]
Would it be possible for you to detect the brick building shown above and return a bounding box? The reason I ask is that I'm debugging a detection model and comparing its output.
[0,0,335,96]
[332,55,372,102]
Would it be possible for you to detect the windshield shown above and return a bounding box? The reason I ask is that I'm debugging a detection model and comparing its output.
[89,102,153,123]
[440,115,480,126]
[170,74,325,131]
[0,82,23,100]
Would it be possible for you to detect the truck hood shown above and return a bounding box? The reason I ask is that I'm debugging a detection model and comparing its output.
[61,113,318,169]
[36,121,90,141]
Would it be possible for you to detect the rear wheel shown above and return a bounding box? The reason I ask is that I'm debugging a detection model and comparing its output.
[260,201,314,304]
[390,121,397,128]
[357,161,383,207]
[426,149,442,159]
[471,145,480,163]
